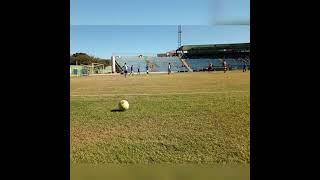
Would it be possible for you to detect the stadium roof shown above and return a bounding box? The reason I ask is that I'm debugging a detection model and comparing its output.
[176,43,249,57]
[178,43,250,51]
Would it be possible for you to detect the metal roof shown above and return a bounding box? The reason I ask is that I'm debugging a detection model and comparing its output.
[178,43,250,51]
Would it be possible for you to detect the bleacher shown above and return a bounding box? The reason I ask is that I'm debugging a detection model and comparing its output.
[115,56,186,72]
[145,57,186,72]
[114,55,250,73]
[115,56,147,72]
[185,58,250,71]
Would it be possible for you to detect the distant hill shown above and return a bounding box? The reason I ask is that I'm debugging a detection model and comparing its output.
[70,53,111,66]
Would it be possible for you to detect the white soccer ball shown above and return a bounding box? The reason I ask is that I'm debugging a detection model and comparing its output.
[119,100,129,110]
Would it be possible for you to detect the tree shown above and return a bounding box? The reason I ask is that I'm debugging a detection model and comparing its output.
[70,53,111,66]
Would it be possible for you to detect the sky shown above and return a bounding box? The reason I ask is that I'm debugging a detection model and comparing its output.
[71,0,249,25]
[70,25,250,59]
[70,0,250,58]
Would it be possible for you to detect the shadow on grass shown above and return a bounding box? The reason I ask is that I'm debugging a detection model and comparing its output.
[111,109,124,112]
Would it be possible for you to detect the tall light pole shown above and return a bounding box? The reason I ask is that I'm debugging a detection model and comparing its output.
[178,25,182,49]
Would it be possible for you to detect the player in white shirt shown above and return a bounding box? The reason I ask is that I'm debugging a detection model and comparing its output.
[122,63,128,78]
[223,60,227,73]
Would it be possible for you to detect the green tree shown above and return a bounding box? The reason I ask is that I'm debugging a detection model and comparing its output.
[70,53,111,66]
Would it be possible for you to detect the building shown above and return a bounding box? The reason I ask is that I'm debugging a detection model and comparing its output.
[157,50,178,57]
[176,43,250,58]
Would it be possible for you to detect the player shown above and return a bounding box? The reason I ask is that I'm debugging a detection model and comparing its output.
[130,65,134,76]
[146,65,149,75]
[122,63,128,78]
[243,60,247,72]
[223,60,227,73]
[137,66,140,75]
[168,63,171,75]
[208,63,213,72]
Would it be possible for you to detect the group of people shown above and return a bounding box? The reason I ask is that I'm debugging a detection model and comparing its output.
[207,59,248,73]
[207,60,229,73]
[122,63,141,78]
[122,59,248,77]
[122,62,172,78]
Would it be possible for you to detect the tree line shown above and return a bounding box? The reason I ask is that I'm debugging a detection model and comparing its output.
[70,53,111,66]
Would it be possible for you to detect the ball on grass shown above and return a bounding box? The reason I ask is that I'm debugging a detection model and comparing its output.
[119,100,129,111]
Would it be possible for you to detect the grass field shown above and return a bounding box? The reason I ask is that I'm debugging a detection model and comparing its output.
[71,71,250,165]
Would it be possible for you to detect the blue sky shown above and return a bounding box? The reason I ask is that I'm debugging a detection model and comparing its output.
[70,0,250,59]
[71,0,250,25]
[70,25,250,59]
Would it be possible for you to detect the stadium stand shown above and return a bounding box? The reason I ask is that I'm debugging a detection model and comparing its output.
[115,56,186,73]
[113,43,250,73]
[178,43,250,72]
[185,58,250,71]
[177,43,250,58]
[115,56,147,72]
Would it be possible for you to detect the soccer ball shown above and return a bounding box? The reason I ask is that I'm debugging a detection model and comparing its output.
[119,100,129,111]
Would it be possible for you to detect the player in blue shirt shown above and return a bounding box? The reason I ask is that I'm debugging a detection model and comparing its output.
[243,60,247,72]
[130,65,134,76]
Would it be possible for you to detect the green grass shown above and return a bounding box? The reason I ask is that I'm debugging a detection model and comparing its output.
[71,71,250,165]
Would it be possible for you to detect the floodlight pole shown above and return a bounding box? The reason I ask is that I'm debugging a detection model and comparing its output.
[178,25,182,49]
